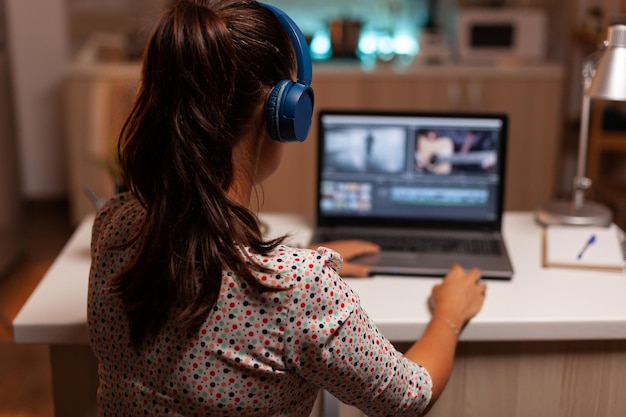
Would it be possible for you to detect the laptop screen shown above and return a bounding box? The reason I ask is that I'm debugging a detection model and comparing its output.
[316,110,508,230]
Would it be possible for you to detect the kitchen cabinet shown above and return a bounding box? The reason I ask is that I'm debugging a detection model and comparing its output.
[585,102,626,229]
[258,64,564,218]
[64,66,139,225]
[63,62,563,224]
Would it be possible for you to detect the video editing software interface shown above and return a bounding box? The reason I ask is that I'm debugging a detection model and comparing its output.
[318,112,506,223]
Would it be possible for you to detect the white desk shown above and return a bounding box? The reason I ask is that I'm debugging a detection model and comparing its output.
[13,212,626,417]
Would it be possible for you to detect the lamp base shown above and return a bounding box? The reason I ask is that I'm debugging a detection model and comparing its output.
[535,200,612,226]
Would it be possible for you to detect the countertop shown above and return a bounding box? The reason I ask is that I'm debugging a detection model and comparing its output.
[13,212,626,345]
[64,59,564,80]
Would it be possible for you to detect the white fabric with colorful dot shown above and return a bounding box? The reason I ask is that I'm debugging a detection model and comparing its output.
[88,193,432,416]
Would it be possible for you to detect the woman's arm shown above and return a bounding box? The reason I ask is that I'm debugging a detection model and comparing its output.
[286,251,485,416]
[404,264,485,406]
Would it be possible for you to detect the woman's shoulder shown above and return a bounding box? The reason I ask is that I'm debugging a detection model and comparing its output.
[246,244,344,291]
[92,192,145,246]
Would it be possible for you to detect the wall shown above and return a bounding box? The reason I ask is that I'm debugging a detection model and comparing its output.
[0,11,19,230]
[5,0,68,198]
[0,0,22,275]
[66,0,168,58]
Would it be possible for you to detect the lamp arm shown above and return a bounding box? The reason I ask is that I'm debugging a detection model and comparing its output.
[581,40,608,83]
[573,94,592,210]
[572,42,608,211]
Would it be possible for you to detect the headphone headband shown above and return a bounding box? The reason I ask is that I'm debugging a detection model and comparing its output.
[259,2,315,143]
[259,3,312,85]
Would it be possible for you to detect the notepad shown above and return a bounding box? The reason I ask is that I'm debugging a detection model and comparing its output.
[542,225,625,272]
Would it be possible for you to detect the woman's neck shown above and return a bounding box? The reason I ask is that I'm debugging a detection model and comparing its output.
[228,129,260,208]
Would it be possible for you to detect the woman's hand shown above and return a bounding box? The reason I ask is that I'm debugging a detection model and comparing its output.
[309,240,381,277]
[429,264,486,330]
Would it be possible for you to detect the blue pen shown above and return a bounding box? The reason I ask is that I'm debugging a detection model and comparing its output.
[577,234,597,260]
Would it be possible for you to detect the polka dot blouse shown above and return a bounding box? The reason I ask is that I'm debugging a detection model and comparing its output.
[88,193,432,417]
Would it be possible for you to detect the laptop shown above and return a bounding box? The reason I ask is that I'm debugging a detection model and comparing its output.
[311,110,514,280]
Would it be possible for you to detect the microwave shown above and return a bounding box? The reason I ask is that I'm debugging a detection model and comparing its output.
[456,8,547,64]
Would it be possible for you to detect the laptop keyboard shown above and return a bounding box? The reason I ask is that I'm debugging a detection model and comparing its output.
[321,232,502,256]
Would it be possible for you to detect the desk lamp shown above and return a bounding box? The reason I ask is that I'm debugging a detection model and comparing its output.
[536,21,626,226]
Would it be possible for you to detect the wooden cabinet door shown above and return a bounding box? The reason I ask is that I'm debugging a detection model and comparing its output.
[460,74,563,211]
[361,75,457,112]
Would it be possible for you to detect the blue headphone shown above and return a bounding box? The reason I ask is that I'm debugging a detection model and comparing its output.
[260,3,314,143]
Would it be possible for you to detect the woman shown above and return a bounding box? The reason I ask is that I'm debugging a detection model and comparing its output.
[88,1,486,416]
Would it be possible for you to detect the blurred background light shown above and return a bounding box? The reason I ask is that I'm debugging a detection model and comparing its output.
[310,29,332,60]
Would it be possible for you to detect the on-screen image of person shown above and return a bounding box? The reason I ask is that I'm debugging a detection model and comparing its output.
[443,129,497,173]
[365,128,406,173]
[415,129,454,175]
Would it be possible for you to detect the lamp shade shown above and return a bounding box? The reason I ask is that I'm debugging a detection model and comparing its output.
[589,24,626,101]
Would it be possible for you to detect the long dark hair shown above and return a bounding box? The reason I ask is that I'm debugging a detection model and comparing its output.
[112,0,295,349]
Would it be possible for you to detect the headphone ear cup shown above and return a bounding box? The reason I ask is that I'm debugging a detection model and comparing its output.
[266,80,290,143]
[289,83,314,142]
[266,79,314,143]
